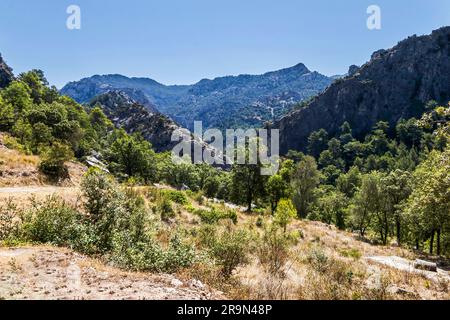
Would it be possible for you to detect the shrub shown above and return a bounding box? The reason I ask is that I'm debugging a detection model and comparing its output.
[274,198,297,233]
[156,196,175,222]
[339,248,362,260]
[0,199,20,241]
[306,246,330,273]
[111,234,196,273]
[81,169,125,252]
[162,189,189,205]
[255,216,264,228]
[194,208,237,225]
[257,226,290,275]
[22,196,91,251]
[208,228,250,277]
[193,192,205,205]
[38,141,74,179]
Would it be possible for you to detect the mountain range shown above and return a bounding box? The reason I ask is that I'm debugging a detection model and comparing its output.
[60,63,334,131]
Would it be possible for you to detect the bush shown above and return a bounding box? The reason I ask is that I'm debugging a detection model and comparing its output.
[0,199,20,241]
[38,141,74,179]
[156,196,175,222]
[22,196,92,251]
[339,248,362,260]
[208,228,250,277]
[257,226,290,275]
[194,208,237,225]
[81,169,125,252]
[193,192,205,205]
[111,234,196,273]
[306,246,330,273]
[162,189,189,205]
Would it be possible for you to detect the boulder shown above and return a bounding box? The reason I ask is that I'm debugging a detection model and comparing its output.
[414,259,437,272]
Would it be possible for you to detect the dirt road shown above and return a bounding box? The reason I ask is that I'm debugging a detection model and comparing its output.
[0,246,220,300]
[0,186,80,205]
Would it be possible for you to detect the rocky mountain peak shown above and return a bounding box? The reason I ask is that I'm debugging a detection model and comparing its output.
[276,26,450,153]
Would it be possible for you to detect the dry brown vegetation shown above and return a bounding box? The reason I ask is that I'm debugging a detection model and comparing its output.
[0,133,87,188]
[0,179,449,300]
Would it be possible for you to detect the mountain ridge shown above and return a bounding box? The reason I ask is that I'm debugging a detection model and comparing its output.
[60,63,333,130]
[276,26,450,153]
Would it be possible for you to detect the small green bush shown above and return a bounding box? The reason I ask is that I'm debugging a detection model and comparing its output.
[23,196,90,249]
[156,196,175,222]
[0,199,20,241]
[162,190,189,205]
[339,248,362,260]
[194,208,237,224]
[208,228,250,277]
[111,234,196,273]
[307,246,330,273]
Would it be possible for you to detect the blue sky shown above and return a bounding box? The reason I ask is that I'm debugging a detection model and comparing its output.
[0,0,449,88]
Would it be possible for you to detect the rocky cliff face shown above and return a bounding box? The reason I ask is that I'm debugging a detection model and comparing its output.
[89,91,180,152]
[276,27,450,154]
[0,54,14,89]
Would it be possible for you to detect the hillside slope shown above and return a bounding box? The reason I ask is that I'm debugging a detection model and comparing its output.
[89,91,181,152]
[276,26,450,153]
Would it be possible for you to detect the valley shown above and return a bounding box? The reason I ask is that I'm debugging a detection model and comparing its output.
[0,26,449,301]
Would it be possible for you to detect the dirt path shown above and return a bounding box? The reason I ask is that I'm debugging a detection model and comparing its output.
[0,246,221,300]
[0,186,73,194]
[0,186,80,205]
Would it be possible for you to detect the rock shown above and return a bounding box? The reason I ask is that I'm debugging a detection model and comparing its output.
[414,259,437,272]
[87,91,181,152]
[189,279,205,290]
[276,27,450,153]
[348,65,360,77]
[0,54,14,89]
[170,278,183,288]
[388,286,418,298]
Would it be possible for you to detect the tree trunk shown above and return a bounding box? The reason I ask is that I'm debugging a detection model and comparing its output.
[246,189,252,213]
[437,228,441,256]
[396,218,401,245]
[429,230,435,255]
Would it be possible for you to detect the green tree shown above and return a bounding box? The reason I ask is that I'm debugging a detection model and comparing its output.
[0,96,14,131]
[1,81,33,115]
[404,148,450,255]
[307,129,329,158]
[311,188,348,229]
[110,132,157,183]
[336,166,361,198]
[350,172,381,238]
[380,169,412,244]
[266,174,289,214]
[274,198,297,233]
[291,156,321,218]
[39,142,74,179]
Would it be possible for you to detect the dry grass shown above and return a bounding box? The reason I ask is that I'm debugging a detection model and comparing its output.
[0,172,448,300]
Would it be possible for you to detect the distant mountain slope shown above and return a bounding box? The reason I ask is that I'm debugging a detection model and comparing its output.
[61,64,333,130]
[89,91,180,152]
[276,26,450,154]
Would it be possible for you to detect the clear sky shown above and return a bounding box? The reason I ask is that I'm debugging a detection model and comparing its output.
[0,0,449,88]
